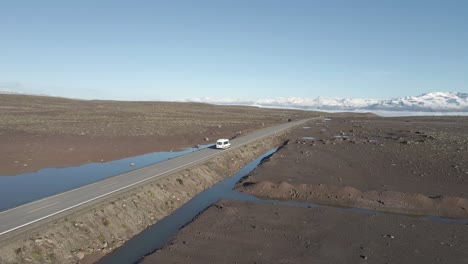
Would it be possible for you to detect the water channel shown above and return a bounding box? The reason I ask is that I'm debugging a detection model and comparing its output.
[98,147,468,264]
[0,144,212,211]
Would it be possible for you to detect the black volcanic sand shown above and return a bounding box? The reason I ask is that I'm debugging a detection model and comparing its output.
[141,116,468,263]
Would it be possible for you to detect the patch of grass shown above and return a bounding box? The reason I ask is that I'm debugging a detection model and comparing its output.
[97,235,105,243]
[102,218,111,226]
[31,251,41,261]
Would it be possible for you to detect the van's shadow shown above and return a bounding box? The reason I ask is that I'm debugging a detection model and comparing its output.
[194,144,217,150]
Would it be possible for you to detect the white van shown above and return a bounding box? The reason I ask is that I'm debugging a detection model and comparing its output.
[216,139,231,149]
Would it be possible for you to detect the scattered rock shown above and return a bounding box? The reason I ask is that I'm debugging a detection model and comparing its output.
[76,251,85,260]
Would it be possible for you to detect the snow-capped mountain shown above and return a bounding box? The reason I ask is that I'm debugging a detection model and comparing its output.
[188,96,380,110]
[368,92,468,112]
[189,92,468,112]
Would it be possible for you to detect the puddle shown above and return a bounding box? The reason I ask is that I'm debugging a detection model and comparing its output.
[334,135,351,139]
[98,146,468,264]
[324,118,332,121]
[302,137,316,140]
[0,144,212,211]
[302,126,311,129]
[97,148,279,264]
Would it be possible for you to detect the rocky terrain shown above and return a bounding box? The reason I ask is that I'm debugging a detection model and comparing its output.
[2,94,467,263]
[143,200,468,264]
[237,116,468,218]
[0,94,317,175]
[144,115,468,263]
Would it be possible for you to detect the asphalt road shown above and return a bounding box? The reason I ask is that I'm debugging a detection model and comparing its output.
[0,118,312,238]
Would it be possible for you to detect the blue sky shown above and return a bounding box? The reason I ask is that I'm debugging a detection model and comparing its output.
[1,0,467,100]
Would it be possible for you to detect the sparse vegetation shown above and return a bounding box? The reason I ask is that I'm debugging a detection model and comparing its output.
[0,94,318,137]
[97,235,105,243]
[31,251,41,261]
[102,218,111,226]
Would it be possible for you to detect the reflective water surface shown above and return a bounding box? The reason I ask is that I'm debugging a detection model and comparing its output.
[0,144,212,211]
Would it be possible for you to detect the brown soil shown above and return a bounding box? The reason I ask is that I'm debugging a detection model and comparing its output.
[237,116,468,217]
[4,94,468,263]
[142,200,468,264]
[143,115,468,264]
[0,94,318,175]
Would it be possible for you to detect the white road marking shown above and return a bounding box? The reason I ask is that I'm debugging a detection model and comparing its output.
[0,152,223,236]
[27,202,59,213]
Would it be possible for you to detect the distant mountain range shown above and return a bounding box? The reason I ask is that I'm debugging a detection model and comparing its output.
[2,90,467,112]
[189,92,468,112]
